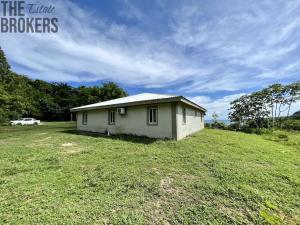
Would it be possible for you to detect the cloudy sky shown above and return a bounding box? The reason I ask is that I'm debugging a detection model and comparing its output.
[1,0,300,119]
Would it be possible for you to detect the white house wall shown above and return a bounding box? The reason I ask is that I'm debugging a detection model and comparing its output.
[76,103,173,139]
[175,103,204,140]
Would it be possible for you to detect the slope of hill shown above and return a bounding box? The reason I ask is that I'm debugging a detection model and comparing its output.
[0,123,299,224]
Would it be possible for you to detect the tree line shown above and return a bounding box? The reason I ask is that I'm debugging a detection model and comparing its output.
[229,82,300,129]
[0,47,128,122]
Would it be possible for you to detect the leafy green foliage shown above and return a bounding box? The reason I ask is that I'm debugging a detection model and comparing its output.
[292,111,300,119]
[0,47,127,122]
[229,82,300,129]
[0,123,299,224]
[206,121,227,129]
[281,119,300,131]
[0,47,10,75]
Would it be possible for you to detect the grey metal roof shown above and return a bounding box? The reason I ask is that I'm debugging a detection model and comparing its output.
[71,93,206,112]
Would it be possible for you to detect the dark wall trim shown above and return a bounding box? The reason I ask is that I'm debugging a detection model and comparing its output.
[171,102,177,140]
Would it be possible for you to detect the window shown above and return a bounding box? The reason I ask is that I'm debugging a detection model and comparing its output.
[148,107,158,125]
[182,107,186,124]
[109,110,115,125]
[195,110,201,117]
[82,112,88,125]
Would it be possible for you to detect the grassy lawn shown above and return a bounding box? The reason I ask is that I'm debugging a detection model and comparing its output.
[0,122,299,224]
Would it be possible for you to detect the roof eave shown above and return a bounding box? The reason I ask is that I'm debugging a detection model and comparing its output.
[70,97,179,112]
[179,96,207,112]
[70,96,207,112]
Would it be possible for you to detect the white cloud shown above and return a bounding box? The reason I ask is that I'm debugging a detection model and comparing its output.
[190,93,246,119]
[191,93,300,120]
[170,0,300,92]
[1,0,200,87]
[0,0,299,94]
[290,100,300,116]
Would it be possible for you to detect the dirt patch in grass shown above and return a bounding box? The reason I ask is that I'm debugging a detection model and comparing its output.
[36,132,47,136]
[61,143,86,155]
[37,136,52,141]
[146,198,171,225]
[62,143,75,147]
[145,175,197,224]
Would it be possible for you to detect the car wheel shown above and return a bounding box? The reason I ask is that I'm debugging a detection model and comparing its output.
[34,122,38,125]
[17,123,22,125]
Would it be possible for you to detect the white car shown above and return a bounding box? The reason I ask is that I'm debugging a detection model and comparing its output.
[10,118,41,126]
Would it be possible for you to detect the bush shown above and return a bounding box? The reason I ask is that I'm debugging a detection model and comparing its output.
[277,133,288,141]
[241,127,257,134]
[292,111,300,119]
[234,126,272,135]
[257,128,272,135]
[0,108,9,123]
[205,122,229,130]
[263,130,289,142]
[211,122,228,130]
[205,123,211,128]
[228,123,239,131]
[281,119,300,131]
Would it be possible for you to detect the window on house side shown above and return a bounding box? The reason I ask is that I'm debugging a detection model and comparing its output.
[148,107,158,125]
[109,110,115,125]
[82,112,88,125]
[182,107,186,124]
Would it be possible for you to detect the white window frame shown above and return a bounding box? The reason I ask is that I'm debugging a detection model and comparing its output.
[148,107,158,125]
[109,110,115,125]
[182,107,186,124]
[82,112,88,125]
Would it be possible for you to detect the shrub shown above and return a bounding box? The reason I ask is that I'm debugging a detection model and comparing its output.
[205,123,211,128]
[281,119,300,131]
[277,133,288,140]
[292,111,300,119]
[211,122,228,130]
[228,123,240,131]
[0,108,9,123]
[257,128,272,135]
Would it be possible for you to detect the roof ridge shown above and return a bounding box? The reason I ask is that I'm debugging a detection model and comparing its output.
[71,92,206,112]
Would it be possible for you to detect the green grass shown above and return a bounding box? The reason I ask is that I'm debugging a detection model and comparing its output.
[0,122,299,224]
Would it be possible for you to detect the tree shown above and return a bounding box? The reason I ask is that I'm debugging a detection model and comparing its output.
[292,111,300,119]
[229,93,270,129]
[285,82,300,117]
[0,47,10,76]
[0,48,129,122]
[99,82,128,101]
[212,112,219,123]
[229,81,300,129]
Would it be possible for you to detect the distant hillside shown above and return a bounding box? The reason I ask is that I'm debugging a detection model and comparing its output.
[292,111,300,119]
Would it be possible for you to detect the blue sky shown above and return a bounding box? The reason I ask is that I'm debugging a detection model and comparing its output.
[1,0,300,118]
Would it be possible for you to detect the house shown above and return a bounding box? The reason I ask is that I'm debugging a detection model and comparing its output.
[70,93,206,140]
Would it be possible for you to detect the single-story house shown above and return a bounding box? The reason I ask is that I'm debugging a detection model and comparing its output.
[70,93,206,140]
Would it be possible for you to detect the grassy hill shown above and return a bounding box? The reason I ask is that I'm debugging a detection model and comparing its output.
[0,123,299,224]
